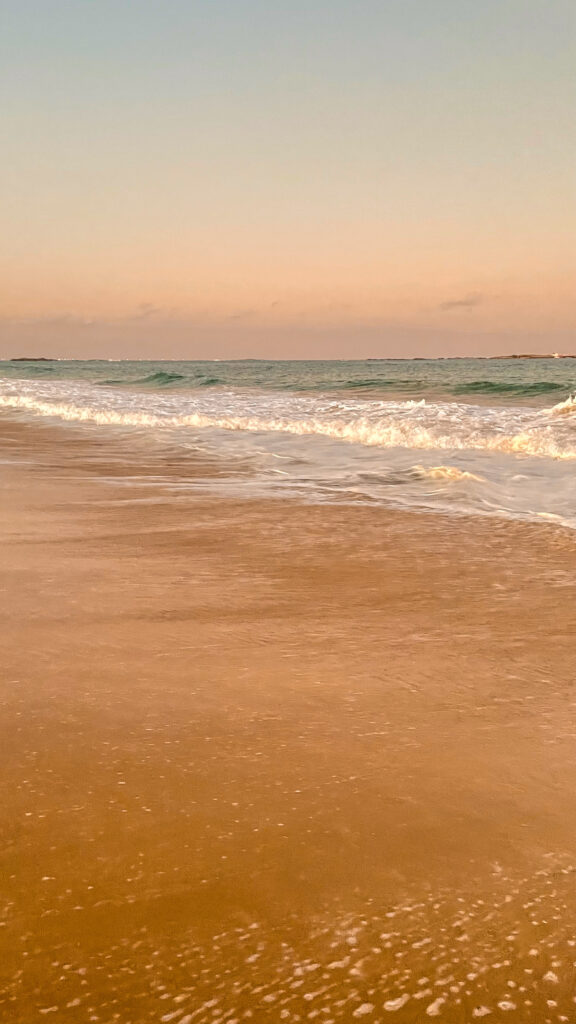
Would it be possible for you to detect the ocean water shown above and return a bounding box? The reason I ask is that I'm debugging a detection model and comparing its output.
[2,357,576,527]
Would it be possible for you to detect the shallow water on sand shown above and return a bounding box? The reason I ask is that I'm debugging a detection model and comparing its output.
[2,422,576,1020]
[4,359,576,527]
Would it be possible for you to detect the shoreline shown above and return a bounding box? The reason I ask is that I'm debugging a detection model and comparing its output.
[5,354,576,362]
[2,416,576,1020]
[3,398,576,533]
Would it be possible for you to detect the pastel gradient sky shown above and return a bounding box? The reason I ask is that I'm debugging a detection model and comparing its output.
[1,0,575,358]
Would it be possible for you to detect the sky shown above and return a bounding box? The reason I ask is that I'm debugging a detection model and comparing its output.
[1,0,575,359]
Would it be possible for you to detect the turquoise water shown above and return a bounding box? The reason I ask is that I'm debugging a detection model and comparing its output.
[2,357,576,400]
[2,358,576,527]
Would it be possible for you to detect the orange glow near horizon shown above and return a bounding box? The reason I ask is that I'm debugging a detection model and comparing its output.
[1,1,574,357]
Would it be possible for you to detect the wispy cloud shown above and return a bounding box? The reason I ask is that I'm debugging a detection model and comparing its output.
[227,309,258,321]
[128,303,166,322]
[439,292,485,312]
[1,305,170,329]
[1,314,98,329]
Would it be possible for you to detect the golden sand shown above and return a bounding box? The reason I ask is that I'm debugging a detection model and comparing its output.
[2,421,576,1021]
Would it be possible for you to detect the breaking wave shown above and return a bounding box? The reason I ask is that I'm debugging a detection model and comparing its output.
[549,394,576,416]
[2,382,576,461]
[4,376,576,528]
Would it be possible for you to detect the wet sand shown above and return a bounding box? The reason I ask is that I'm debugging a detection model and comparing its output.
[2,420,576,1022]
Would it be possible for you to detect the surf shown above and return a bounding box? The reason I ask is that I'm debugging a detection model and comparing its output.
[2,381,576,461]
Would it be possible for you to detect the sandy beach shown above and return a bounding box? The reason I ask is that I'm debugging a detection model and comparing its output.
[3,0,573,1013]
[2,419,576,1022]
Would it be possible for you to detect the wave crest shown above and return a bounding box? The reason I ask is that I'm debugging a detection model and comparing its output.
[548,394,576,416]
[456,380,565,396]
[2,386,576,462]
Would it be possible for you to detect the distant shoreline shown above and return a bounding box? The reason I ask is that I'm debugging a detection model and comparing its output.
[489,353,576,360]
[5,354,576,363]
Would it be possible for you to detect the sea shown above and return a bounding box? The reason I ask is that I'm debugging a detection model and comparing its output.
[2,357,576,528]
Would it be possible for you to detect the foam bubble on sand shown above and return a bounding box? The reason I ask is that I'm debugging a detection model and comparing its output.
[383,994,410,1011]
[426,996,446,1016]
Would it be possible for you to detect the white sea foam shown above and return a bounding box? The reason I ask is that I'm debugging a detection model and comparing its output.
[413,465,486,483]
[549,394,576,416]
[1,380,576,461]
[3,378,576,526]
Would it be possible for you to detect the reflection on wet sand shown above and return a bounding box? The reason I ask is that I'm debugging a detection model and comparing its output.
[1,422,576,1021]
